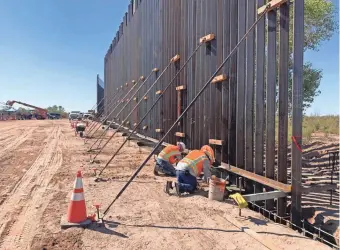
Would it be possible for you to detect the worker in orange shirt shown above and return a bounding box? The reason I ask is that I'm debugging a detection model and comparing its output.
[154,142,186,176]
[164,145,215,195]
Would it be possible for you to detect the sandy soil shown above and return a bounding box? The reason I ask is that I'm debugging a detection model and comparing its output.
[0,120,334,250]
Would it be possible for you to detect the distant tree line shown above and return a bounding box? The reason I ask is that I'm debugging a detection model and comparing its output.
[46,105,68,118]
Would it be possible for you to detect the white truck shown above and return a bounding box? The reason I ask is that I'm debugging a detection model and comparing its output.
[69,111,83,120]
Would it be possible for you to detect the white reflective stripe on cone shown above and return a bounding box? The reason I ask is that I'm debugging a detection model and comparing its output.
[73,177,83,189]
[71,192,85,201]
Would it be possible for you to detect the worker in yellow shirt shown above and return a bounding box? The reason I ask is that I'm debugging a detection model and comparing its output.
[164,145,215,195]
[154,142,186,176]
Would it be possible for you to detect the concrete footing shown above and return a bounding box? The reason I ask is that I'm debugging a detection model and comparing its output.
[60,216,92,230]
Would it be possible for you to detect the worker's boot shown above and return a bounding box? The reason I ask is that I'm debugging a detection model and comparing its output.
[174,182,181,196]
[164,181,173,194]
[153,164,160,176]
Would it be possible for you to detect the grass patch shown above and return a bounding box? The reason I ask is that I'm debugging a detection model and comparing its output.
[275,115,339,142]
[302,115,339,139]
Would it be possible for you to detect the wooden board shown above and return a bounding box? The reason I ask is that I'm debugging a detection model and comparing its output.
[171,54,180,63]
[175,132,185,138]
[219,163,291,193]
[257,0,288,15]
[176,85,186,91]
[199,33,215,43]
[209,139,224,146]
[211,74,227,84]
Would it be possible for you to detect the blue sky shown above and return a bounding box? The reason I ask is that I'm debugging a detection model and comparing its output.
[0,0,338,115]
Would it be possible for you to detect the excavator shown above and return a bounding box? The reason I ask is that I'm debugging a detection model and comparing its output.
[6,100,48,120]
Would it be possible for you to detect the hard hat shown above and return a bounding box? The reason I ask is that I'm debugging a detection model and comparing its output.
[201,145,215,164]
[177,142,186,151]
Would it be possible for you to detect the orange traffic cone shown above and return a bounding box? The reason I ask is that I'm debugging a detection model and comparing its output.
[67,171,87,223]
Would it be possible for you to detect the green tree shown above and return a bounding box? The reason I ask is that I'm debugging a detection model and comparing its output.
[47,105,66,114]
[288,62,323,112]
[292,0,337,111]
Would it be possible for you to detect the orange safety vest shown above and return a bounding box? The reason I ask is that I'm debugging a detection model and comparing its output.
[158,145,181,164]
[179,150,208,177]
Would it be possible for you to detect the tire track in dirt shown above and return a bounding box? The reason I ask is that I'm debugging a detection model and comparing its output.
[0,127,35,159]
[0,125,63,250]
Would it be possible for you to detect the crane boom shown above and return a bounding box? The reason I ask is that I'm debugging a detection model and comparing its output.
[6,100,47,112]
[6,100,48,119]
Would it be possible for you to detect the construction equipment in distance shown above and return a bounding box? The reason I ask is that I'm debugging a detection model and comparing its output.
[6,100,48,120]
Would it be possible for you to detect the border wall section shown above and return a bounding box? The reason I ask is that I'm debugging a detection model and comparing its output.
[103,0,304,225]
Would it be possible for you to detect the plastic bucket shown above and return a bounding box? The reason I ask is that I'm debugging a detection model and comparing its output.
[208,176,226,201]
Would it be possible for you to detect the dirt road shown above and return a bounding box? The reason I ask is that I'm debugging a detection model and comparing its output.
[0,120,333,250]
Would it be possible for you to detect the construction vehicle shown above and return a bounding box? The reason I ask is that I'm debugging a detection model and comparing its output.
[6,100,48,120]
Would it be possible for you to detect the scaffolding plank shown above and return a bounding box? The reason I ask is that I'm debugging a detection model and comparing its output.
[219,163,291,193]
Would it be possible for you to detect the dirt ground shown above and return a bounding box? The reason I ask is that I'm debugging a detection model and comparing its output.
[0,120,335,250]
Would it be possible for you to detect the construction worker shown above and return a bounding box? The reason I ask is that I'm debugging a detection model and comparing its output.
[164,145,215,195]
[154,142,186,176]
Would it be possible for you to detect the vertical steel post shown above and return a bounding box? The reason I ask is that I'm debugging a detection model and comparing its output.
[291,0,304,227]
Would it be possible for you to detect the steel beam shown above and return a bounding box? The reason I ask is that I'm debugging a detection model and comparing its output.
[243,191,287,202]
